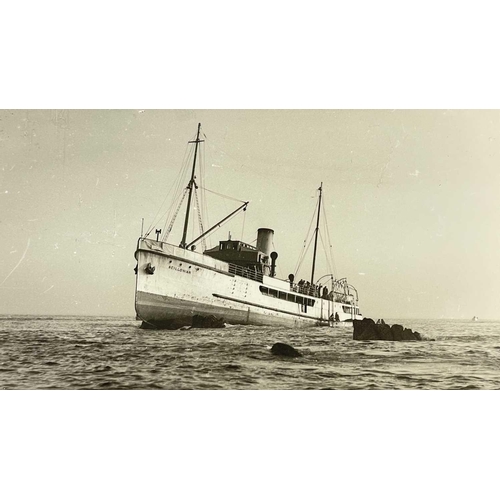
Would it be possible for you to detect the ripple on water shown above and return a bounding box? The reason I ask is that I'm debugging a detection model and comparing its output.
[1,316,500,389]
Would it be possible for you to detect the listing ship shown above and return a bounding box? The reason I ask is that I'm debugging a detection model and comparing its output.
[134,124,363,329]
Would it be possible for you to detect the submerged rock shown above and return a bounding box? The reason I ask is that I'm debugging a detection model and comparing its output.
[353,318,423,341]
[191,314,225,329]
[271,342,303,358]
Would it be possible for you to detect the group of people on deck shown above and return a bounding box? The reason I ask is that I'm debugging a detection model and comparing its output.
[292,279,332,299]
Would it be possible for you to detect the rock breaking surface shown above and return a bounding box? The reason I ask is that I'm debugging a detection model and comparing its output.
[191,314,226,329]
[271,342,303,357]
[353,318,423,341]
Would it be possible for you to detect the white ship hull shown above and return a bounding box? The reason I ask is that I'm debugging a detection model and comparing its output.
[134,238,363,329]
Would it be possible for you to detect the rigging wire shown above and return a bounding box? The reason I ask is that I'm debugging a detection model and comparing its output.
[200,127,247,246]
[171,147,195,212]
[294,233,314,278]
[206,136,248,171]
[144,126,248,251]
[318,231,334,277]
[159,172,189,240]
[293,194,319,277]
[197,139,206,245]
[159,182,185,238]
[240,207,246,241]
[199,186,246,204]
[145,139,192,237]
[162,189,188,241]
[203,133,239,218]
[155,141,196,240]
[194,187,206,252]
[157,169,190,240]
[198,134,212,249]
[195,209,247,244]
[321,199,338,278]
[163,128,199,222]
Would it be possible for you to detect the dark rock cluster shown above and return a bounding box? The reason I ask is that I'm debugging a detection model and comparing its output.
[353,318,423,341]
[191,314,226,329]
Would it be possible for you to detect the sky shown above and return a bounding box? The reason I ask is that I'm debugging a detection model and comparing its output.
[1,109,499,319]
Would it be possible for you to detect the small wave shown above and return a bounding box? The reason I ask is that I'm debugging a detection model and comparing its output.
[97,381,115,388]
[94,365,113,372]
[223,364,242,371]
[145,383,167,389]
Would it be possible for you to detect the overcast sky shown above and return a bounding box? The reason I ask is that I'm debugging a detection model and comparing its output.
[1,109,499,319]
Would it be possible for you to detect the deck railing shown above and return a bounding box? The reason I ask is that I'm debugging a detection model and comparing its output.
[227,263,264,283]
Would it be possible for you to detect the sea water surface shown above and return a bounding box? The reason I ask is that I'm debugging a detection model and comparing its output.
[0,315,499,389]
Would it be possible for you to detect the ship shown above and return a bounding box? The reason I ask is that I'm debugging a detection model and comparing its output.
[134,124,363,329]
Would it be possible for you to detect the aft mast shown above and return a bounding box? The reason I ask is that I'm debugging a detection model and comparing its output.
[180,123,204,248]
[310,182,323,285]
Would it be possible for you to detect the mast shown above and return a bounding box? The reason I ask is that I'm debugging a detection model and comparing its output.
[310,182,322,285]
[180,123,203,248]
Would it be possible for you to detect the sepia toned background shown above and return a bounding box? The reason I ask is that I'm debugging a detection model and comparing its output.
[1,109,499,319]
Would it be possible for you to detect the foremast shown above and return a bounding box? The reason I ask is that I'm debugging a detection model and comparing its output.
[174,123,248,251]
[180,123,204,248]
[310,182,323,285]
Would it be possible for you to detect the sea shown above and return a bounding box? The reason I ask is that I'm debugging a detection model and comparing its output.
[1,315,499,390]
[3,315,498,499]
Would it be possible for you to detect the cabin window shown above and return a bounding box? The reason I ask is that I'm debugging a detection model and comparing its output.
[259,286,315,306]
